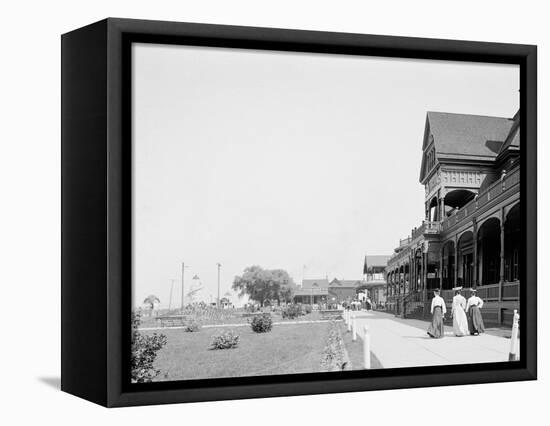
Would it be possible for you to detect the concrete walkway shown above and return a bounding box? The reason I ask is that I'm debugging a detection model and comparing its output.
[352,310,515,368]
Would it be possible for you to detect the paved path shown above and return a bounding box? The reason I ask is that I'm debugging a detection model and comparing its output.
[352,310,515,368]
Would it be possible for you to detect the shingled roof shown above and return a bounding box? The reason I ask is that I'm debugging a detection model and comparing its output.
[365,255,391,267]
[329,279,362,288]
[420,111,515,182]
[498,110,520,156]
[301,278,329,289]
[426,112,514,157]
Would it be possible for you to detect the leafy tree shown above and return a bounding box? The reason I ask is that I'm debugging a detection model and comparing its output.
[143,294,160,311]
[232,266,296,306]
[131,312,167,383]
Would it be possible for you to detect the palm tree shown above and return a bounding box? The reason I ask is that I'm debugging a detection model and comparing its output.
[143,295,160,316]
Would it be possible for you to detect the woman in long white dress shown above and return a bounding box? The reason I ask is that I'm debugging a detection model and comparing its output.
[451,287,468,337]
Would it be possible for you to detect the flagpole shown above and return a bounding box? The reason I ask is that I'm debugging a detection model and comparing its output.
[216,263,221,308]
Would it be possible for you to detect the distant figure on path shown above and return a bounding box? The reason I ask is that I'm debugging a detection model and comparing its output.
[451,287,468,337]
[466,288,485,335]
[427,289,446,338]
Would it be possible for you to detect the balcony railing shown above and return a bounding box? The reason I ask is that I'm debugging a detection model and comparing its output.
[399,237,412,247]
[388,167,520,270]
[440,282,519,303]
[388,167,519,264]
[474,283,500,301]
[441,167,519,233]
[388,246,411,265]
[502,281,520,300]
[412,220,441,240]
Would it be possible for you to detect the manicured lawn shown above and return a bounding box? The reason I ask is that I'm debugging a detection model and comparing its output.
[148,321,331,381]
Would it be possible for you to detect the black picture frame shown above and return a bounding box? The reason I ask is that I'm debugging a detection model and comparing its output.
[61,17,537,407]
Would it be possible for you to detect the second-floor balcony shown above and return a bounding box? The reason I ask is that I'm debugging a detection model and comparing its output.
[412,220,441,240]
[389,167,519,269]
[399,237,412,247]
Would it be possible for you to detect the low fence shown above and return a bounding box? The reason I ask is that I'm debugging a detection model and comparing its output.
[440,281,519,304]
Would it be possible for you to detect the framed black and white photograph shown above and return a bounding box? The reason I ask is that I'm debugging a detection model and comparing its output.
[61,18,537,407]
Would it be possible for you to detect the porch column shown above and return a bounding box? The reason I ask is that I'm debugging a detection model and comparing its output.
[407,254,411,293]
[416,254,419,292]
[422,248,428,317]
[403,262,411,294]
[416,257,420,292]
[500,218,505,302]
[439,246,444,289]
[472,219,478,288]
[411,252,416,291]
[410,261,413,292]
[422,248,427,290]
[454,236,459,287]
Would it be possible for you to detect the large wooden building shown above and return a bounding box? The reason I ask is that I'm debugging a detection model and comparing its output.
[294,278,362,306]
[359,255,391,307]
[293,278,330,305]
[385,111,520,326]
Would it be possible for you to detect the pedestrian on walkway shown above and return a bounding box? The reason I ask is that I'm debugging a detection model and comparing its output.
[466,288,485,335]
[427,289,446,338]
[451,287,468,337]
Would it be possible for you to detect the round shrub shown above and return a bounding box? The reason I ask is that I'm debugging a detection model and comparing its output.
[210,330,240,350]
[304,304,313,314]
[250,313,273,333]
[282,304,303,319]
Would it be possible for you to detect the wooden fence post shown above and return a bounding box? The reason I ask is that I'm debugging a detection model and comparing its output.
[508,309,520,361]
[363,324,371,369]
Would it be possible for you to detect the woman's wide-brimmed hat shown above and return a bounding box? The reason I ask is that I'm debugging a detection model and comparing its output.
[452,286,463,291]
[433,288,441,293]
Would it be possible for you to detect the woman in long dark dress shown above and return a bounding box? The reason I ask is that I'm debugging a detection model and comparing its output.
[466,289,485,335]
[427,289,446,338]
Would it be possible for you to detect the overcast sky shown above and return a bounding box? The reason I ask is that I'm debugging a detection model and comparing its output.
[132,42,518,308]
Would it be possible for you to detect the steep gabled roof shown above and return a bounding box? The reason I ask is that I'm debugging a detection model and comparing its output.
[498,110,520,156]
[420,111,515,182]
[301,278,329,289]
[329,279,362,288]
[427,111,513,157]
[365,255,391,267]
